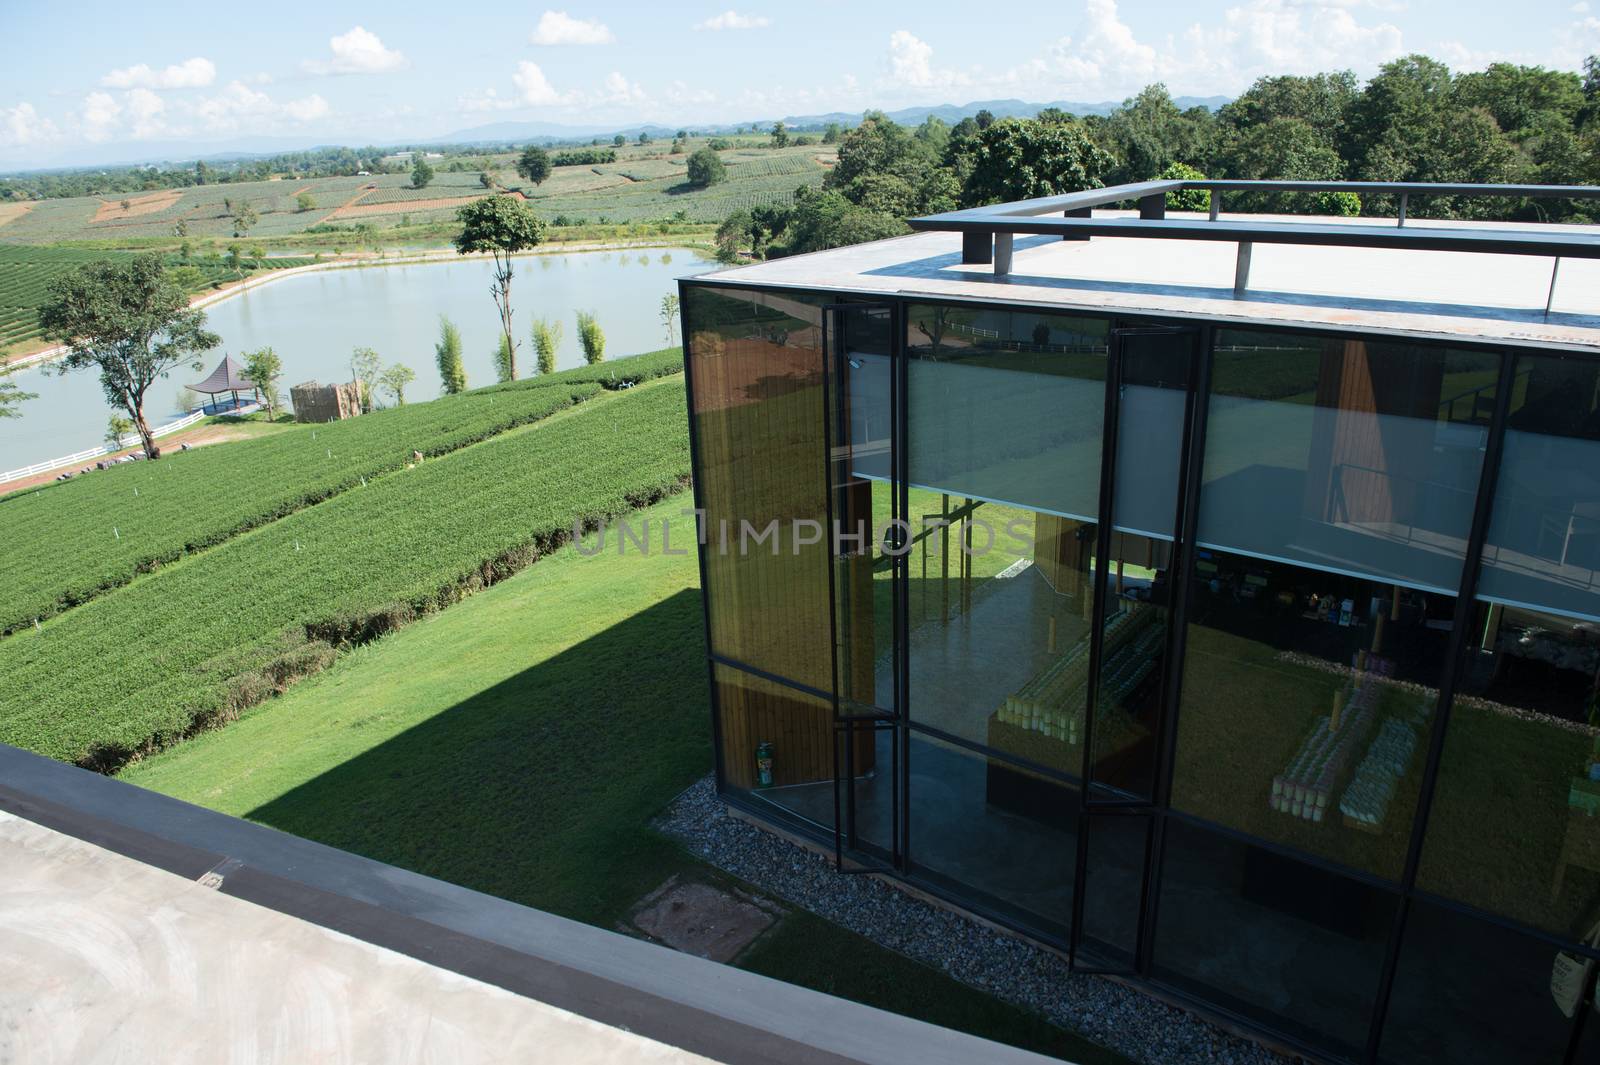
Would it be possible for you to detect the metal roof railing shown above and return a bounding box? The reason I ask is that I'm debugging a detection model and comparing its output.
[907,180,1600,302]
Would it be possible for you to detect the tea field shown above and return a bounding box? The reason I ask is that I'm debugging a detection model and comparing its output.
[0,372,692,768]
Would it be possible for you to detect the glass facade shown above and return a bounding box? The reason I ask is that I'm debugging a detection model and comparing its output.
[683,281,1600,1065]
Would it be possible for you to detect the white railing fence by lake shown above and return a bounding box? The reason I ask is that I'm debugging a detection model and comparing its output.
[0,405,257,485]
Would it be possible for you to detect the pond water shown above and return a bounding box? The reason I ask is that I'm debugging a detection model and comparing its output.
[2,246,714,470]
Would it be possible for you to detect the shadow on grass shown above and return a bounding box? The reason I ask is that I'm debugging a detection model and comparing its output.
[245,588,712,928]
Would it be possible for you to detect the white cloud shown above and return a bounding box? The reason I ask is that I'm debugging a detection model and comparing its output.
[80,92,121,142]
[0,102,58,148]
[601,71,648,104]
[283,94,331,122]
[512,61,563,105]
[530,11,614,45]
[303,26,406,75]
[102,57,216,90]
[697,10,771,30]
[888,31,937,88]
[124,88,167,138]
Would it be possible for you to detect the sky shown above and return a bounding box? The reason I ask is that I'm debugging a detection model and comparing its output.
[3,0,1598,168]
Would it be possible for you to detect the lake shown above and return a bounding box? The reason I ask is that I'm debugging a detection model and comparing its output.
[1,246,714,470]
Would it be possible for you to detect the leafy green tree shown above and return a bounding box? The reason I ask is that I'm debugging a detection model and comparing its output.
[516,145,552,186]
[39,254,221,459]
[613,133,627,147]
[660,293,680,345]
[1454,63,1583,139]
[961,118,1113,207]
[825,113,934,197]
[770,121,789,148]
[242,346,284,419]
[379,362,416,406]
[250,246,266,271]
[686,147,727,187]
[1102,84,1214,184]
[105,414,134,450]
[768,187,905,257]
[638,131,652,145]
[1217,72,1358,160]
[848,172,918,217]
[435,315,466,394]
[0,367,37,420]
[1158,162,1211,212]
[350,346,382,411]
[575,311,605,364]
[715,209,752,263]
[412,156,434,189]
[531,317,562,375]
[1219,117,1354,213]
[493,333,515,383]
[479,171,496,189]
[453,195,546,380]
[296,192,316,212]
[231,201,257,237]
[822,122,842,144]
[226,244,244,276]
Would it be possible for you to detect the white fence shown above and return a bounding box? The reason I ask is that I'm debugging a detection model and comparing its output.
[0,405,253,485]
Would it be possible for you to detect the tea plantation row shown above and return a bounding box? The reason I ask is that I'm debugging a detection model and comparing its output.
[0,376,692,767]
[0,347,684,634]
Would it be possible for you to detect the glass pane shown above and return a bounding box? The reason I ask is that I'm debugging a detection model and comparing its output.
[1199,331,1497,594]
[1418,352,1600,941]
[829,306,895,715]
[1092,332,1192,797]
[1379,901,1581,1065]
[1078,811,1148,969]
[904,305,1108,776]
[1170,330,1494,882]
[687,286,832,690]
[907,732,1077,943]
[713,664,836,831]
[839,722,895,864]
[1152,819,1395,1060]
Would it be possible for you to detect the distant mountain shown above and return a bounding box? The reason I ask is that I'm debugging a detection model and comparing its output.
[432,96,1233,147]
[3,94,1233,173]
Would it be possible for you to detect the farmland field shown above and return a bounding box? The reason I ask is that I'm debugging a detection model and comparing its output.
[0,141,834,246]
[0,245,313,353]
[0,348,682,633]
[0,372,692,768]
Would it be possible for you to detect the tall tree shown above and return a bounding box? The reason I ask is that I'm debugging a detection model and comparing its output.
[39,254,220,460]
[242,346,284,419]
[686,148,727,187]
[961,118,1112,207]
[516,145,552,186]
[350,346,382,412]
[412,155,434,189]
[575,311,605,364]
[453,195,546,381]
[435,315,467,394]
[659,293,680,346]
[231,201,257,237]
[1102,84,1214,184]
[770,121,789,148]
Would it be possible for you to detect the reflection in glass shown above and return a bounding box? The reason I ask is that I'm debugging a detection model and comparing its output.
[1171,331,1495,881]
[1379,901,1581,1065]
[901,304,1108,777]
[1152,819,1395,1060]
[908,732,1078,943]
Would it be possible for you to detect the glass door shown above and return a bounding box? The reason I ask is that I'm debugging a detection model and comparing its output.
[1073,325,1202,972]
[824,303,904,871]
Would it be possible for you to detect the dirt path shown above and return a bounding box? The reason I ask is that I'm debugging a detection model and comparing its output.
[1,423,277,496]
[91,190,183,223]
[0,202,33,229]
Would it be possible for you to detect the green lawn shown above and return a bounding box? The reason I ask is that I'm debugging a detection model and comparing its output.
[124,492,1127,1062]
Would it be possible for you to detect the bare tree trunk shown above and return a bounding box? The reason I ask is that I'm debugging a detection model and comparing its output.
[494,251,517,381]
[134,407,159,460]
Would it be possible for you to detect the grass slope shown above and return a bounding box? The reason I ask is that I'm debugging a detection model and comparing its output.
[125,495,1132,1065]
[0,347,683,634]
[0,376,691,767]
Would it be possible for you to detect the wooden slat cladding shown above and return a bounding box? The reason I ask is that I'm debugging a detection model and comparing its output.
[687,287,840,789]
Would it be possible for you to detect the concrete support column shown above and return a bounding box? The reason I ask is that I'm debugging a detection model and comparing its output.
[961,231,991,265]
[994,233,1014,276]
[1234,242,1253,297]
[1063,206,1091,241]
[1138,193,1166,220]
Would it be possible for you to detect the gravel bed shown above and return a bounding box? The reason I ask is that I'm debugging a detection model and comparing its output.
[658,775,1299,1065]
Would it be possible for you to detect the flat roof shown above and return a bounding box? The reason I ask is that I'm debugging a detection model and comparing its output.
[703,212,1600,352]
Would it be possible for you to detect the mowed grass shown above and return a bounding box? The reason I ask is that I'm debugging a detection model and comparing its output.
[0,376,692,768]
[0,348,684,634]
[125,495,1133,1064]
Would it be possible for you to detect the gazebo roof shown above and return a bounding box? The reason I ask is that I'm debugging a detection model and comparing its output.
[189,355,253,395]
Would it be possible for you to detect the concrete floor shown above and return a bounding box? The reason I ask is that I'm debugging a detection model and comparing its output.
[0,811,713,1065]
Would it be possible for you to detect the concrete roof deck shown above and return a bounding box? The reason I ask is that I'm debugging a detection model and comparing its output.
[705,211,1600,352]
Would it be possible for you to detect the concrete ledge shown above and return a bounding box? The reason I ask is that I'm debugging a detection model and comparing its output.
[0,744,1064,1065]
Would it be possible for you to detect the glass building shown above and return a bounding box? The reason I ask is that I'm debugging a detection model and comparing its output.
[678,180,1600,1064]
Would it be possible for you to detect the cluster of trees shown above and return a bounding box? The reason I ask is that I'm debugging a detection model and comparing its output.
[716,53,1600,262]
[1,146,406,202]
